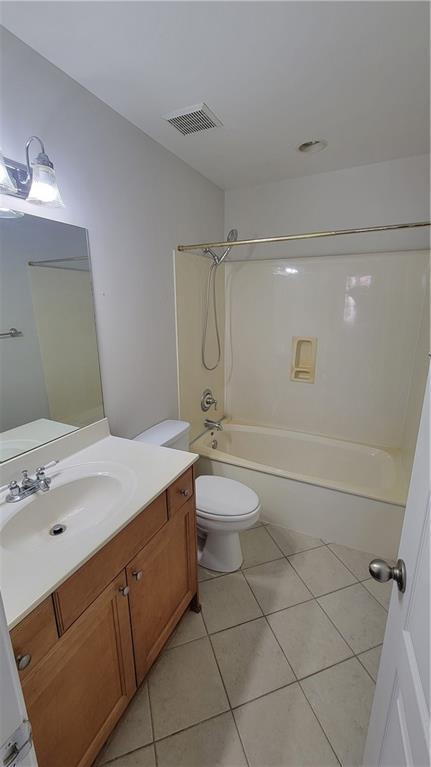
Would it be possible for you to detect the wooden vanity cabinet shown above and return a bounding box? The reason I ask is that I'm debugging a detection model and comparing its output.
[22,572,136,767]
[11,468,198,767]
[127,495,198,684]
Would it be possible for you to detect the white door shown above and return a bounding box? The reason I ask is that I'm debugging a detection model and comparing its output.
[363,371,430,766]
[0,593,37,766]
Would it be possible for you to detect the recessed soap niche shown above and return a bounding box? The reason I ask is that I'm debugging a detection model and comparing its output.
[291,336,317,383]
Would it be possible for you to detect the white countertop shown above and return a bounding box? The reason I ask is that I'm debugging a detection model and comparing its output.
[0,435,198,629]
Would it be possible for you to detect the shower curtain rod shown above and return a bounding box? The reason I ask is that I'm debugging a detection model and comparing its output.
[177,220,430,252]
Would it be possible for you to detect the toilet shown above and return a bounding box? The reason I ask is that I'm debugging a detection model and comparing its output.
[134,420,262,572]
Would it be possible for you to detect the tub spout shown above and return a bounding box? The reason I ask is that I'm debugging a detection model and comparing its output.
[204,418,223,431]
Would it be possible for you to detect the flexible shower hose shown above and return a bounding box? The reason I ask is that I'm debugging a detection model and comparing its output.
[201,260,221,371]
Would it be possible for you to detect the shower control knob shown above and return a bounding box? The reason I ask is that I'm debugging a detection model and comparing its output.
[369,558,406,593]
[201,388,217,412]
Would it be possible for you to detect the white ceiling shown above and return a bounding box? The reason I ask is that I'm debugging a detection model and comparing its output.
[2,1,429,190]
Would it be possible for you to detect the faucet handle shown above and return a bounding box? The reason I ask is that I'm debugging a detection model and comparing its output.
[36,460,59,476]
[8,481,20,498]
[0,480,20,497]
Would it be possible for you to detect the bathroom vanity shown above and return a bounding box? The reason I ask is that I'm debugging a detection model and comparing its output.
[0,212,199,767]
[6,461,198,767]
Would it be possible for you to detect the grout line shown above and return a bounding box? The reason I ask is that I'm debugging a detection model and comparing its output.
[146,679,158,767]
[325,542,376,583]
[360,579,390,612]
[205,626,251,767]
[240,552,284,571]
[298,680,343,766]
[153,711,235,745]
[286,548,360,592]
[200,537,327,581]
[262,612,298,681]
[98,741,155,767]
[265,524,326,556]
[356,644,383,683]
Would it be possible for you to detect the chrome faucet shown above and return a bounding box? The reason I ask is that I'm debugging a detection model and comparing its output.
[204,418,223,432]
[0,461,58,503]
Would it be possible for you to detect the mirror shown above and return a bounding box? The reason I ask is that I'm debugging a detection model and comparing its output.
[0,213,104,461]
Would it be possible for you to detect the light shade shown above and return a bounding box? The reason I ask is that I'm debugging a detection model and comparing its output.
[26,163,64,207]
[0,151,18,194]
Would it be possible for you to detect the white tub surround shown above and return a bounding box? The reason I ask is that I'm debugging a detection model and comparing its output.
[193,422,406,558]
[0,435,198,629]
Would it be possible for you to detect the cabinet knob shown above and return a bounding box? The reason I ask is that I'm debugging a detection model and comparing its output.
[180,488,190,497]
[132,570,143,581]
[119,585,130,597]
[16,653,32,671]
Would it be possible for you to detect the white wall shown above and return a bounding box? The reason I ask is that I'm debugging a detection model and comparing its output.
[1,29,224,439]
[225,155,430,260]
[225,252,429,449]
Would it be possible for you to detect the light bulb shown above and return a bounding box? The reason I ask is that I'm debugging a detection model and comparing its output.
[27,163,64,207]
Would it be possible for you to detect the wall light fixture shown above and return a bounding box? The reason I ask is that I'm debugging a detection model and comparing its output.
[1,137,64,207]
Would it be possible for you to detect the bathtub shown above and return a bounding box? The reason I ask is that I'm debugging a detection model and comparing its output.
[192,421,407,558]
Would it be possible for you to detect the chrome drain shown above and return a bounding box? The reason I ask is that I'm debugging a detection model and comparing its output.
[49,524,67,536]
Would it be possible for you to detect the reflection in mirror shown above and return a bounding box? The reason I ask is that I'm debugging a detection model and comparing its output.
[0,213,104,461]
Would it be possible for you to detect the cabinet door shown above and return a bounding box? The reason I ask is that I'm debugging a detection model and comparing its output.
[22,573,136,767]
[128,496,198,685]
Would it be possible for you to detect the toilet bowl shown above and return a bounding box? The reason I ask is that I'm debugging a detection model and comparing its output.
[134,420,262,573]
[196,476,261,572]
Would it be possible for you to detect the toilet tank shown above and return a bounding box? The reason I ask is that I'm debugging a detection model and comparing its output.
[134,420,191,451]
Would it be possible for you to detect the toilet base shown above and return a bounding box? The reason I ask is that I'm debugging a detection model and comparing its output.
[199,530,243,573]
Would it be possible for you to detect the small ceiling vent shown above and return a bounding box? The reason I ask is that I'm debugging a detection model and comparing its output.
[164,103,222,135]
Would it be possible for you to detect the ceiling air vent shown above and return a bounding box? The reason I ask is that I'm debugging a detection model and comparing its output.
[164,103,222,135]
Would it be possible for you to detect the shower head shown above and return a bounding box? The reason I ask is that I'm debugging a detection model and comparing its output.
[215,228,238,264]
[204,228,238,264]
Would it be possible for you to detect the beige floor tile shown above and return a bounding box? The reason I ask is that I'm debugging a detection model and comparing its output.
[244,558,312,614]
[198,565,222,582]
[211,617,295,706]
[234,683,338,767]
[328,543,378,580]
[200,572,262,633]
[148,637,228,739]
[156,712,248,767]
[358,645,382,682]
[97,684,153,764]
[267,526,324,555]
[318,584,387,653]
[268,600,352,679]
[363,578,393,610]
[103,744,156,767]
[301,658,375,767]
[288,547,357,597]
[240,526,283,568]
[165,608,206,648]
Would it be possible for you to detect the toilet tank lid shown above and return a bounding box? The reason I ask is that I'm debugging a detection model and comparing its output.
[134,419,190,447]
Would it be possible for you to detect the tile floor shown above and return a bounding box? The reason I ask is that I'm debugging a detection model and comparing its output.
[96,524,391,767]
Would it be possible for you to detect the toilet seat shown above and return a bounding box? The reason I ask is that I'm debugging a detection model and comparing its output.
[196,476,261,518]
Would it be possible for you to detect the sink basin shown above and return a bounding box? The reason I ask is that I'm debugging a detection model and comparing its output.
[1,462,136,553]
